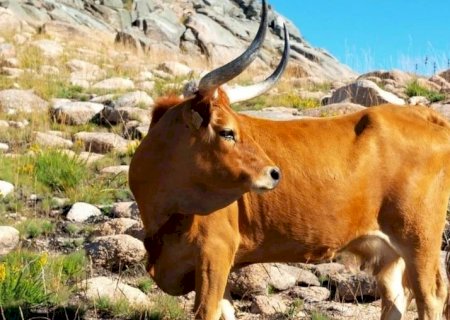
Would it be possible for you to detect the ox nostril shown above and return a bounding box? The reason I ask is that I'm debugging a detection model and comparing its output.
[270,168,280,181]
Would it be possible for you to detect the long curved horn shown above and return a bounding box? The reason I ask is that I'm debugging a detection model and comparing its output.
[226,21,290,104]
[197,0,268,96]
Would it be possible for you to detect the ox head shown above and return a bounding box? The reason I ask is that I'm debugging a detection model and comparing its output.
[130,0,289,221]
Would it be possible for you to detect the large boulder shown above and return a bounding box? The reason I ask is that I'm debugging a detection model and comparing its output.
[0,226,19,255]
[73,132,129,154]
[327,80,405,107]
[0,89,48,114]
[85,234,146,270]
[81,276,150,307]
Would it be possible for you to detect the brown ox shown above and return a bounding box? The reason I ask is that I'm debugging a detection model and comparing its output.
[129,2,450,319]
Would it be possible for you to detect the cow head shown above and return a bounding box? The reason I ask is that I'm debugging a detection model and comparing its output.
[129,0,289,221]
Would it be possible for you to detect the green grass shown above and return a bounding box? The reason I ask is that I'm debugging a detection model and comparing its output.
[34,149,88,193]
[311,311,330,320]
[405,80,445,103]
[16,218,55,239]
[234,93,320,111]
[0,250,87,309]
[137,277,154,294]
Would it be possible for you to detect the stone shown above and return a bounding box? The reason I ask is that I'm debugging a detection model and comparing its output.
[111,201,140,219]
[93,218,140,237]
[250,295,287,315]
[296,268,321,287]
[85,234,146,269]
[358,70,415,88]
[73,132,129,154]
[408,96,430,106]
[137,81,155,92]
[52,101,104,125]
[112,91,154,109]
[0,89,48,113]
[31,39,63,58]
[229,264,269,297]
[0,42,15,58]
[100,165,129,175]
[0,226,19,255]
[329,271,379,302]
[0,143,8,152]
[92,77,135,91]
[289,286,331,302]
[0,180,14,197]
[77,152,105,164]
[1,67,23,78]
[82,276,150,307]
[265,263,301,291]
[102,106,150,124]
[66,202,102,222]
[327,80,405,107]
[431,104,450,120]
[35,131,73,149]
[157,61,192,77]
[295,103,365,117]
[311,262,345,281]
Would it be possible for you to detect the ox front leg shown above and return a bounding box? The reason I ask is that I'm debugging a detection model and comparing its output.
[194,246,235,320]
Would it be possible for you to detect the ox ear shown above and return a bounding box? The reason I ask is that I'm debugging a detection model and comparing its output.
[182,97,212,130]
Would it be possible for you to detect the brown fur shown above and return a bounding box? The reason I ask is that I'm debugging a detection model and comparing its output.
[130,89,450,320]
[151,95,185,128]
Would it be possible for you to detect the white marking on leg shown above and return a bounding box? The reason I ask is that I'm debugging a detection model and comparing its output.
[220,299,236,320]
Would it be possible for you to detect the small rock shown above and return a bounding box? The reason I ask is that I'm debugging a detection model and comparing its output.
[102,106,150,124]
[40,65,60,75]
[0,226,20,254]
[0,89,48,113]
[311,262,345,281]
[77,152,105,164]
[289,286,330,302]
[266,263,300,291]
[82,276,150,307]
[296,268,321,287]
[92,77,135,91]
[408,96,430,106]
[251,295,287,315]
[136,71,154,81]
[113,91,154,109]
[93,218,140,237]
[0,120,9,128]
[66,202,102,222]
[74,132,129,154]
[137,81,155,92]
[31,39,63,58]
[52,101,104,125]
[158,61,192,77]
[1,67,23,78]
[0,180,14,197]
[35,131,73,149]
[111,201,140,219]
[0,43,15,58]
[100,165,129,175]
[85,234,146,270]
[0,143,9,152]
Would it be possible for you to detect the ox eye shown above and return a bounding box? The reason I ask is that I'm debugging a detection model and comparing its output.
[219,129,235,141]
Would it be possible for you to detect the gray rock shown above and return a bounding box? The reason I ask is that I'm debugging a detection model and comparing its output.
[73,132,129,154]
[92,77,135,91]
[93,218,140,237]
[81,276,150,307]
[229,264,269,297]
[328,80,405,107]
[331,271,379,302]
[0,143,9,152]
[85,234,146,269]
[311,262,345,281]
[250,295,287,315]
[296,268,321,287]
[289,286,330,302]
[52,101,104,125]
[100,165,129,175]
[35,131,73,149]
[0,180,14,197]
[0,226,19,254]
[113,91,154,109]
[408,96,430,106]
[0,42,15,58]
[111,201,140,219]
[158,61,193,77]
[266,263,300,291]
[77,151,105,164]
[31,39,63,58]
[66,202,102,222]
[102,106,150,124]
[0,89,48,113]
[295,103,365,118]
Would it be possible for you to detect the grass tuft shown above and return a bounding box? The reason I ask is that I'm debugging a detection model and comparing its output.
[405,80,445,102]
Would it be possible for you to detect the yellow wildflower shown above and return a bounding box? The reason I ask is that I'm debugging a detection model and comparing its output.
[38,253,48,268]
[0,263,6,282]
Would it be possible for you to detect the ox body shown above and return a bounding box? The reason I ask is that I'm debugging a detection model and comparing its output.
[129,1,450,319]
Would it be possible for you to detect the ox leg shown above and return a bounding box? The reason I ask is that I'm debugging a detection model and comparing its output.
[377,257,412,320]
[220,284,236,320]
[405,253,447,320]
[193,247,234,320]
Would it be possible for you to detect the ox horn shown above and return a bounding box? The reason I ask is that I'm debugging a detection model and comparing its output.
[197,0,268,96]
[226,21,290,104]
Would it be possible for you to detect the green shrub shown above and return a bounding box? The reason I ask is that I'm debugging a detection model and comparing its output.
[34,149,88,192]
[17,218,55,239]
[0,250,86,308]
[405,80,445,103]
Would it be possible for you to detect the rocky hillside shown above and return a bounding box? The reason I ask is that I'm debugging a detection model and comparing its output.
[1,0,450,319]
[0,0,355,81]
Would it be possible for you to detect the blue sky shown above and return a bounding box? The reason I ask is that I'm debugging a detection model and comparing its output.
[270,0,450,75]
